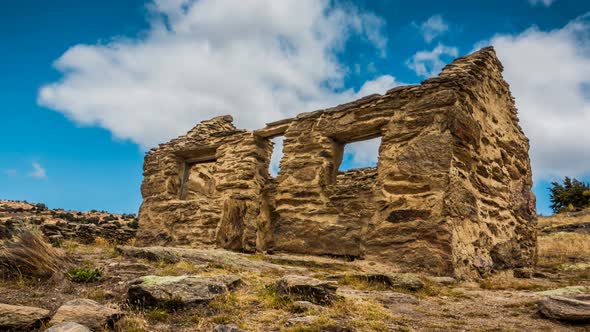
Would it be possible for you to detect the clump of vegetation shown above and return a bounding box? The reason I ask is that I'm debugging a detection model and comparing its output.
[549,177,590,213]
[114,313,148,332]
[103,214,117,222]
[128,219,140,229]
[67,267,102,282]
[145,309,169,323]
[0,230,66,279]
[32,203,47,211]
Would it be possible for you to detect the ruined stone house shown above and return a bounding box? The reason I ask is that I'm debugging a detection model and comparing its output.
[137,47,537,278]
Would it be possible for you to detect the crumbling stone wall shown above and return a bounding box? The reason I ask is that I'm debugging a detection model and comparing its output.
[137,47,537,278]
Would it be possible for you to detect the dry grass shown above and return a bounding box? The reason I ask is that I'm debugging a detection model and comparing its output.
[155,261,203,276]
[538,233,590,264]
[328,298,402,331]
[115,312,149,332]
[0,229,68,279]
[537,208,590,228]
[479,272,547,291]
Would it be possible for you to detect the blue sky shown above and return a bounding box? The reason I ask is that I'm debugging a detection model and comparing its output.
[1,0,589,215]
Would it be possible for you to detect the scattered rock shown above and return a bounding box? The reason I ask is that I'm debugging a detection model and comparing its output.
[276,275,338,305]
[425,276,457,286]
[44,322,92,332]
[213,324,245,332]
[538,295,590,322]
[291,301,327,313]
[128,274,242,308]
[49,299,122,331]
[0,303,50,331]
[285,315,318,327]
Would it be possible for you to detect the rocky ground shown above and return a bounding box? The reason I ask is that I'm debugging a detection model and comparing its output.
[0,200,137,244]
[0,201,589,331]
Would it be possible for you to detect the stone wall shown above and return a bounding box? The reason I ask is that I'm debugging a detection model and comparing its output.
[137,47,537,278]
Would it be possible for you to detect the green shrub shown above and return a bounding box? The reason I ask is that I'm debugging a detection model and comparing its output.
[67,267,102,283]
[549,177,590,213]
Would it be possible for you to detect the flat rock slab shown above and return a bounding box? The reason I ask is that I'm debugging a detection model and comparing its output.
[276,275,338,305]
[0,303,50,331]
[537,286,590,296]
[128,274,242,308]
[44,322,92,332]
[117,246,305,273]
[538,295,590,322]
[49,299,122,331]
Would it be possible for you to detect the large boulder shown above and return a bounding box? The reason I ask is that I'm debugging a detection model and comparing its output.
[128,274,242,308]
[48,299,122,331]
[276,275,338,305]
[0,303,50,331]
[538,295,590,322]
[44,322,92,332]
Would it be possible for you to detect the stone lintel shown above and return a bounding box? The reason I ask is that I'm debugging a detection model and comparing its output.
[254,119,294,138]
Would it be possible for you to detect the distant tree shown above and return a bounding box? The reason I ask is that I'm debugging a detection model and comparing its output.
[549,177,590,213]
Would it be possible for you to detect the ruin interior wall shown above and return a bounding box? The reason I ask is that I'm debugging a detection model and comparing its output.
[137,47,537,278]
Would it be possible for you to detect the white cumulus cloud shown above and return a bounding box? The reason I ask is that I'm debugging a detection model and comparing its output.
[484,13,590,180]
[417,14,449,43]
[406,44,458,77]
[38,0,400,153]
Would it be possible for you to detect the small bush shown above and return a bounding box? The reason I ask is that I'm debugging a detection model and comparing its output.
[67,267,102,283]
[549,177,590,213]
[0,230,66,279]
[103,214,117,222]
[33,203,47,211]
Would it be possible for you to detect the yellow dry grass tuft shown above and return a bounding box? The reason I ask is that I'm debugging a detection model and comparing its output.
[0,229,68,279]
[115,312,149,332]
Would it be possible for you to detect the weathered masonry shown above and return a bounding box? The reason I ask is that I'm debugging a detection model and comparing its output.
[137,47,537,278]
